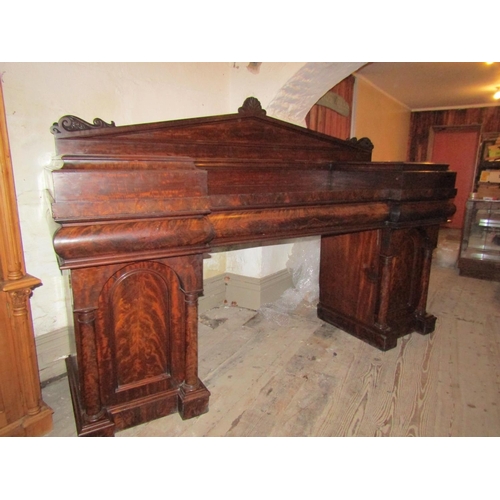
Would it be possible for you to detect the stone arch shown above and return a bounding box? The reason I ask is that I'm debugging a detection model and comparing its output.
[266,62,367,125]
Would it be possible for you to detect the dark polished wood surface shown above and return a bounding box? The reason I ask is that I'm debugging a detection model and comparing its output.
[50,98,456,436]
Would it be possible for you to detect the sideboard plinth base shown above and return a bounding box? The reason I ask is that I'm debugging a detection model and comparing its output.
[318,304,398,352]
[66,355,210,436]
[178,381,211,420]
[413,313,437,336]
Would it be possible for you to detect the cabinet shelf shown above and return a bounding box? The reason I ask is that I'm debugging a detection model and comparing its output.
[473,134,500,201]
[458,199,500,281]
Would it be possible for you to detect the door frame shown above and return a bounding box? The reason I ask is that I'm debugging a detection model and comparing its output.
[427,124,481,228]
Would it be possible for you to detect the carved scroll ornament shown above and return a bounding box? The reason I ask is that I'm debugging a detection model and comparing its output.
[51,115,116,135]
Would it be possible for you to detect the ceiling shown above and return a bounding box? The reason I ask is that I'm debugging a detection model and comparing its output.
[354,62,500,111]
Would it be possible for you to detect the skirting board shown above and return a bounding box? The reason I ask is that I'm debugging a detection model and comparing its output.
[37,269,293,382]
[36,326,76,383]
[222,269,293,311]
[199,268,293,313]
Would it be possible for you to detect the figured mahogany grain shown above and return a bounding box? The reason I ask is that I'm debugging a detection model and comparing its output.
[50,98,457,435]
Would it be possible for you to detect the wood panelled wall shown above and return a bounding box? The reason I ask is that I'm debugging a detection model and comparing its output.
[306,76,354,140]
[408,106,500,162]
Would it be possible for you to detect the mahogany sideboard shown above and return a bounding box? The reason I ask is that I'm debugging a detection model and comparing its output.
[49,98,456,436]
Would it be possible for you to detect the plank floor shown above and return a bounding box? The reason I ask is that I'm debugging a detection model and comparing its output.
[42,260,500,437]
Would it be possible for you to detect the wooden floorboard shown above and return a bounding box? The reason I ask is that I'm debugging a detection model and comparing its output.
[42,264,500,437]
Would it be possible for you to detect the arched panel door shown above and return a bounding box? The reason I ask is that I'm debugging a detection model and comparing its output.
[95,261,185,407]
[381,228,426,332]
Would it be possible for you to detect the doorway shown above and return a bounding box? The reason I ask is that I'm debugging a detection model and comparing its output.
[429,126,480,229]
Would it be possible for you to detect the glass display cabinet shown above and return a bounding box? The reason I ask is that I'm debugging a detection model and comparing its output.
[458,199,500,281]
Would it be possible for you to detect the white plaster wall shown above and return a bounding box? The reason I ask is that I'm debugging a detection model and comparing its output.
[0,61,366,337]
[228,62,305,112]
[0,62,232,336]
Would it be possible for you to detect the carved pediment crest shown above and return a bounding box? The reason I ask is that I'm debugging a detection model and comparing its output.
[348,137,374,151]
[238,97,267,117]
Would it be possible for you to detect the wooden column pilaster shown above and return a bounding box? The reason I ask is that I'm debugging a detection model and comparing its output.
[0,79,53,437]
